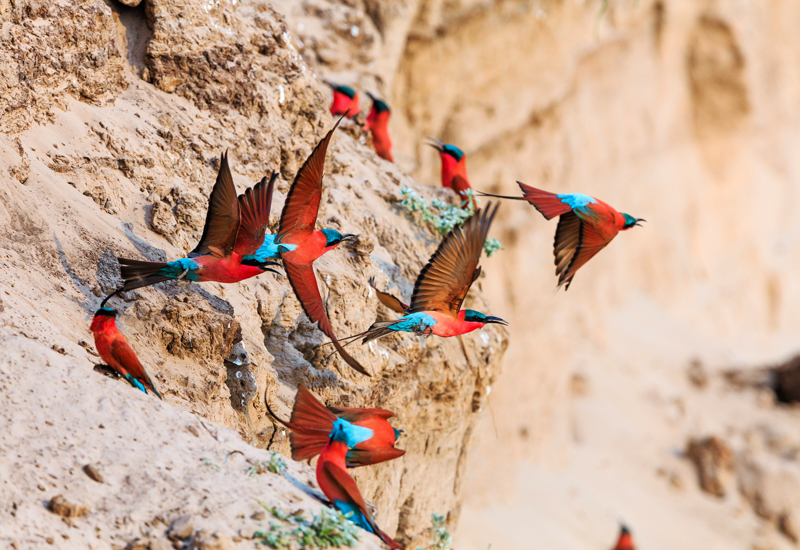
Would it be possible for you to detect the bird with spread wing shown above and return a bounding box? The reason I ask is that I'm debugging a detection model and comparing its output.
[117,153,281,290]
[344,203,506,345]
[481,182,644,290]
[272,114,370,377]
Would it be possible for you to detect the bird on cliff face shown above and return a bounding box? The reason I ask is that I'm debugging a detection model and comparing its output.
[480,182,644,290]
[266,384,405,467]
[270,114,370,377]
[425,138,473,204]
[117,154,282,291]
[317,421,403,549]
[324,79,361,120]
[364,92,393,162]
[343,203,506,344]
[90,290,162,399]
[611,525,636,550]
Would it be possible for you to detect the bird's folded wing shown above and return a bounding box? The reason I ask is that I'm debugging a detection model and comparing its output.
[330,406,395,422]
[190,152,241,258]
[554,211,614,289]
[110,337,144,378]
[322,461,376,527]
[278,115,344,239]
[409,202,499,317]
[283,261,371,377]
[234,172,277,256]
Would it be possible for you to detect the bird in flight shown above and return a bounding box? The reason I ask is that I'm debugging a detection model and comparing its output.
[481,182,644,289]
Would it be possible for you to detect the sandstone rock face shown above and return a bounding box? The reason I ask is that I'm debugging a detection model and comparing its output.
[0,1,505,548]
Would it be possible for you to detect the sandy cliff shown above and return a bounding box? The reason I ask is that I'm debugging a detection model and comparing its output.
[4,0,800,549]
[0,1,506,548]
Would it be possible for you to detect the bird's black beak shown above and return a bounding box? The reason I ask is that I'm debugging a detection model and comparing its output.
[424,137,445,152]
[485,316,508,326]
[341,233,358,243]
[366,91,377,102]
[262,260,284,276]
[635,218,646,227]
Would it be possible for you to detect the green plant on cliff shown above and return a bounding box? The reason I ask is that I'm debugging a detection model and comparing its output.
[253,502,361,549]
[399,187,502,257]
[415,513,453,550]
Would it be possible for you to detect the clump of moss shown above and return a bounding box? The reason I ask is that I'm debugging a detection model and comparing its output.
[253,503,361,549]
[399,187,503,257]
[415,513,453,550]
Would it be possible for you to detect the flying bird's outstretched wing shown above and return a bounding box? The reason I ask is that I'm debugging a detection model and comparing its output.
[190,152,241,258]
[553,211,615,290]
[283,261,371,377]
[234,172,278,256]
[408,202,499,317]
[277,114,345,239]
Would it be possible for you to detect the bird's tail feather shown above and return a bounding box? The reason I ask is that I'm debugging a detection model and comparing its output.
[118,258,170,291]
[516,181,572,220]
[361,321,400,345]
[286,385,338,462]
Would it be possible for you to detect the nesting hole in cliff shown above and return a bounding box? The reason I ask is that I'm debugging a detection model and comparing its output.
[109,0,153,79]
[724,355,800,405]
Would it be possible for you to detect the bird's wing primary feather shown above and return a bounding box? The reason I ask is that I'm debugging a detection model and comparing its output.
[517,181,573,220]
[190,152,241,258]
[553,211,615,289]
[330,406,395,422]
[278,115,344,239]
[368,278,408,313]
[408,202,499,317]
[346,447,406,468]
[283,260,371,377]
[234,172,277,256]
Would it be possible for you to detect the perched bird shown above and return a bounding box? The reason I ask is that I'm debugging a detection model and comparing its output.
[611,525,635,550]
[364,92,393,162]
[425,138,472,203]
[266,384,405,467]
[317,422,402,549]
[480,182,644,290]
[118,154,281,290]
[90,290,162,399]
[324,79,361,119]
[344,203,506,344]
[273,115,370,377]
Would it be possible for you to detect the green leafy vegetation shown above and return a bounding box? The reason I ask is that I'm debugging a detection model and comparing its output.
[415,513,453,550]
[253,502,361,549]
[399,187,503,257]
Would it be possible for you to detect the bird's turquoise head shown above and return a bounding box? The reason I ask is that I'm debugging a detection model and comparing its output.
[366,92,390,114]
[621,213,646,230]
[94,307,117,319]
[321,228,357,249]
[335,84,357,99]
[393,427,404,441]
[424,138,465,162]
[462,309,508,326]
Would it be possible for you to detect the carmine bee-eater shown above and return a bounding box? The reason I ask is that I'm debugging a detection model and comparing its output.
[343,203,506,344]
[481,182,645,290]
[266,384,405,467]
[365,92,393,162]
[324,79,361,119]
[317,422,402,549]
[273,114,370,377]
[90,290,162,398]
[611,525,635,550]
[424,138,472,203]
[118,154,282,290]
